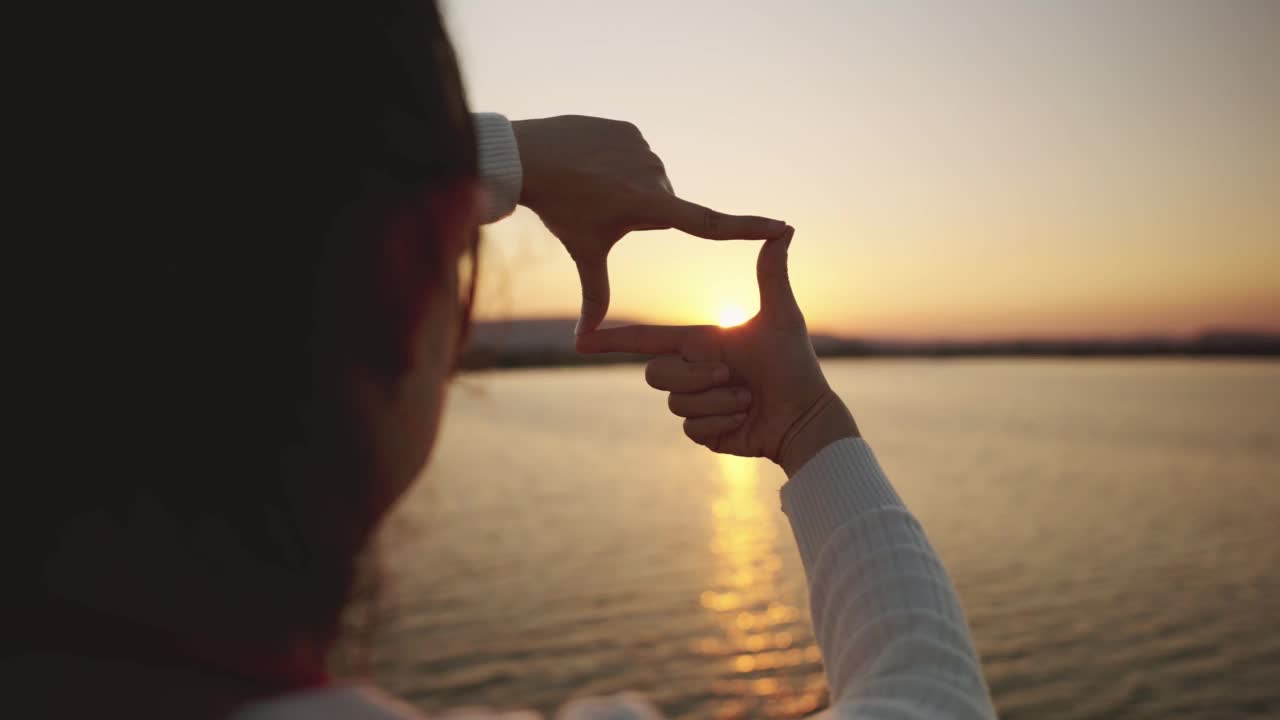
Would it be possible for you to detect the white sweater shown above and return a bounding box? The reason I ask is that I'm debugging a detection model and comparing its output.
[472,112,523,224]
[230,438,995,720]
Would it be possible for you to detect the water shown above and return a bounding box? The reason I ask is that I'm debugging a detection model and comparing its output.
[359,359,1280,719]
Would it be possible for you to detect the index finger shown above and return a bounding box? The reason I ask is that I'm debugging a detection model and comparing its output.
[644,193,786,241]
[576,324,710,355]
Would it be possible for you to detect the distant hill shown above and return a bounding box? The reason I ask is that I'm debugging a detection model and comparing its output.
[469,317,580,354]
[461,318,1280,370]
[463,317,648,368]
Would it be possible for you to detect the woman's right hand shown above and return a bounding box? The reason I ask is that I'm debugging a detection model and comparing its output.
[575,229,860,476]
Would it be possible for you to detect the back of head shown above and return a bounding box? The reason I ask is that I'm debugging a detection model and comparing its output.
[15,0,475,679]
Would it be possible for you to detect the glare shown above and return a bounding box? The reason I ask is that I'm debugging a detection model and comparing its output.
[717,304,750,328]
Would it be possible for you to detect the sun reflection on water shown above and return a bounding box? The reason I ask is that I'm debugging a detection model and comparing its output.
[696,453,826,717]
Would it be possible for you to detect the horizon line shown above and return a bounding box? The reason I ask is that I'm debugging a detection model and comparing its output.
[470,315,1280,344]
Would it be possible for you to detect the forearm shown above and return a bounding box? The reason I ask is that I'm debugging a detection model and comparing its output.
[781,438,995,718]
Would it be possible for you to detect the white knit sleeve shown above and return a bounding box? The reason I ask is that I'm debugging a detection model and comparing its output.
[472,112,522,224]
[780,438,995,719]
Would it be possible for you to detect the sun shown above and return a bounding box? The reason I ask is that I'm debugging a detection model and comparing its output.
[716,304,750,328]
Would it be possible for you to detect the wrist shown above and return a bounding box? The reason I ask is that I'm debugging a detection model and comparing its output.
[509,119,540,206]
[777,390,859,477]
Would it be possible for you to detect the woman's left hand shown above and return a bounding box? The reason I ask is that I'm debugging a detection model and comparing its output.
[512,115,788,334]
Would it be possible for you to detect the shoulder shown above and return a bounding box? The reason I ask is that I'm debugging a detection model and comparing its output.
[227,686,665,720]
[227,685,428,720]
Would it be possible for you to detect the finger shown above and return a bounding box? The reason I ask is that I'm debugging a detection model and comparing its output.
[668,387,752,418]
[576,324,712,355]
[574,255,610,335]
[645,356,732,392]
[756,227,802,320]
[643,193,787,241]
[683,414,748,446]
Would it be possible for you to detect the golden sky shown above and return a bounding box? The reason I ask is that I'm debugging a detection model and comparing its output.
[446,0,1278,339]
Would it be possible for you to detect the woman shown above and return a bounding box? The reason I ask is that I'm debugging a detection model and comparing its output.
[14,1,994,718]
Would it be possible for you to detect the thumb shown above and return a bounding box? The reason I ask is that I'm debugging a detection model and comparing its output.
[574,254,610,335]
[756,227,801,322]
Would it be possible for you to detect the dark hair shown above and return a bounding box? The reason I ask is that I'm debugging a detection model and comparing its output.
[17,0,476,687]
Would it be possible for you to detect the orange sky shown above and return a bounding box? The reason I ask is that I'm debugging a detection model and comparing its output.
[446,1,1279,339]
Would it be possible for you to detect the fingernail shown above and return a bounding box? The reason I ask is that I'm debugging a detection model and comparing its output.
[767,219,787,235]
[737,388,751,403]
[574,316,584,336]
[783,226,794,248]
[733,412,748,422]
[711,365,730,383]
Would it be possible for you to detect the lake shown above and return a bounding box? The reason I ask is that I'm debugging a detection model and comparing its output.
[357,359,1280,719]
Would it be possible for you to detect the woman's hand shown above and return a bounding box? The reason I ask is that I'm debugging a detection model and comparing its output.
[575,229,859,476]
[511,115,788,334]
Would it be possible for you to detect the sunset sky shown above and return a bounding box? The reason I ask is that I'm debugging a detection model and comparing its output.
[445,0,1278,339]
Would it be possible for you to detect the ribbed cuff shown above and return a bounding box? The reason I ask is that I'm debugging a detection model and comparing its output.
[780,437,904,572]
[473,112,522,223]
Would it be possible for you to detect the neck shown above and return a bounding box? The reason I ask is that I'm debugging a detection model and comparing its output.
[11,651,325,719]
[17,597,332,714]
